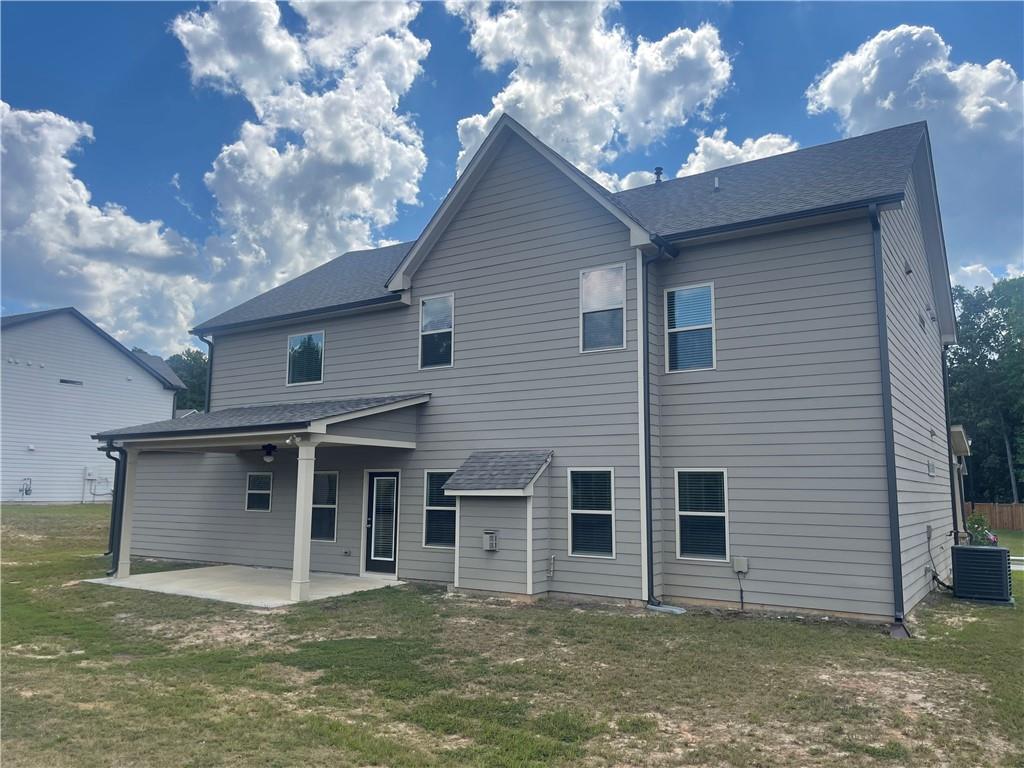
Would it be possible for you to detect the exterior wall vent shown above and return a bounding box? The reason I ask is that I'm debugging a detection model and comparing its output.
[951,546,1012,603]
[482,530,499,552]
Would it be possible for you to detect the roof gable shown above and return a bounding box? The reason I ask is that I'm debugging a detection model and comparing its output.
[1,307,184,390]
[386,114,654,292]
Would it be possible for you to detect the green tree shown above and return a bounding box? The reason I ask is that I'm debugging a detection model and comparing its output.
[166,347,208,411]
[948,276,1023,502]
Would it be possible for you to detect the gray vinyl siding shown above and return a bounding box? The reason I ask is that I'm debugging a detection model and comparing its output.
[141,133,643,600]
[880,163,953,614]
[326,406,420,443]
[652,218,895,618]
[458,497,528,593]
[2,313,174,503]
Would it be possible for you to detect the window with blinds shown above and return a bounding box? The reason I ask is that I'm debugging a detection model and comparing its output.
[569,469,615,557]
[666,283,715,371]
[580,264,626,352]
[287,331,325,384]
[311,471,338,542]
[420,294,454,368]
[676,470,728,560]
[423,471,456,548]
[245,472,273,512]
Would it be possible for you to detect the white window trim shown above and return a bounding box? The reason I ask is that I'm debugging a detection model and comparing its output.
[674,468,730,563]
[285,329,325,386]
[244,471,273,512]
[311,470,339,543]
[664,282,717,373]
[422,469,457,550]
[579,263,627,354]
[418,293,455,370]
[566,467,616,559]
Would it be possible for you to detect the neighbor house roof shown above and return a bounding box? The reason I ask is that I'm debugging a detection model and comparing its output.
[611,122,927,240]
[1,307,185,390]
[444,449,554,495]
[93,393,430,440]
[191,119,939,336]
[191,241,414,334]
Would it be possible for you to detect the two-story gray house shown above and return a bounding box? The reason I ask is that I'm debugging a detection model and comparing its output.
[96,115,959,629]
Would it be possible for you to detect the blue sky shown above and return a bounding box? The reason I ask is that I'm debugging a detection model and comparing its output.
[2,2,1021,353]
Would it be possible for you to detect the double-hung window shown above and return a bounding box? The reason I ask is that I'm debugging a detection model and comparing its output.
[287,331,325,385]
[420,294,454,368]
[311,471,338,542]
[666,283,715,371]
[676,470,728,561]
[423,471,456,548]
[568,469,615,557]
[580,264,626,352]
[245,472,273,512]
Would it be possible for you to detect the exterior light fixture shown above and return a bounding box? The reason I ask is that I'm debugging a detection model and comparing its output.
[262,443,277,463]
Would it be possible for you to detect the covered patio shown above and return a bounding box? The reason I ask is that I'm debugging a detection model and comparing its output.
[93,392,429,602]
[86,564,401,608]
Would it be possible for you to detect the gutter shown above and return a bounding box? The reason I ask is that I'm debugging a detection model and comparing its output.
[102,442,127,576]
[869,203,908,635]
[660,195,904,245]
[196,333,214,413]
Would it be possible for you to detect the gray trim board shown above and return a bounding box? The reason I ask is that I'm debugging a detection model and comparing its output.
[870,203,905,623]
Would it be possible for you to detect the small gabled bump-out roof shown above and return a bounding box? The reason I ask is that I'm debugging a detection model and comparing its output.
[444,449,554,495]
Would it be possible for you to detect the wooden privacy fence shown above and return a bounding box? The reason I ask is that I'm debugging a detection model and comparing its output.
[965,502,1024,530]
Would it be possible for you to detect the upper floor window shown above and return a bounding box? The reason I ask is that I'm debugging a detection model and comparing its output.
[666,283,715,371]
[420,294,454,369]
[287,331,324,385]
[580,264,626,352]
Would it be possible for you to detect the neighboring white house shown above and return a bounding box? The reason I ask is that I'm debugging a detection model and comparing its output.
[1,307,184,503]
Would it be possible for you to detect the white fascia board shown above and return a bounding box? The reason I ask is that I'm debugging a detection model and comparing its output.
[444,488,531,497]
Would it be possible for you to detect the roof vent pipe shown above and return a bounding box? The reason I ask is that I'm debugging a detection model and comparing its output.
[654,167,663,184]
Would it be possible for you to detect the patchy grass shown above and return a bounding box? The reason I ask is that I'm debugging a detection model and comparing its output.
[994,529,1023,557]
[3,504,1022,767]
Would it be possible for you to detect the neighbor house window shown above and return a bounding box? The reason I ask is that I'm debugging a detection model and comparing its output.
[245,472,273,512]
[676,470,728,561]
[580,264,626,352]
[666,283,716,371]
[568,469,615,557]
[423,471,456,548]
[311,471,338,542]
[287,331,325,385]
[420,294,454,368]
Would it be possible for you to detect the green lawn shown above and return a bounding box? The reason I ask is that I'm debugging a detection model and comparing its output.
[3,504,1022,767]
[994,529,1024,557]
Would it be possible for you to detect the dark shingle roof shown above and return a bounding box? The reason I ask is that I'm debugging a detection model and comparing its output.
[192,241,414,334]
[611,122,926,239]
[1,306,184,390]
[445,449,554,492]
[132,351,185,389]
[94,393,429,440]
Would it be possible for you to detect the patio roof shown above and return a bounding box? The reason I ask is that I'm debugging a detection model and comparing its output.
[93,393,430,442]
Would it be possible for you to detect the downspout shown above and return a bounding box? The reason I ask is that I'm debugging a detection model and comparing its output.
[941,346,962,537]
[869,204,907,635]
[197,333,214,413]
[102,441,127,576]
[638,249,658,605]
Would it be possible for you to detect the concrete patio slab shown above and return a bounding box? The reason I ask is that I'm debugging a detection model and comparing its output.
[86,565,401,608]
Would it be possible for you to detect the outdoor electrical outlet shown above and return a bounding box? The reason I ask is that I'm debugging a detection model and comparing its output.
[732,557,749,574]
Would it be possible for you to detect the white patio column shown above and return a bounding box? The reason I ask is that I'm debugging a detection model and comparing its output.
[116,448,139,578]
[290,443,316,601]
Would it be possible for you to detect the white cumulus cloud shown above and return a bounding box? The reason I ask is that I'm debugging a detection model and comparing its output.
[806,24,1023,284]
[677,127,799,177]
[0,101,204,352]
[446,0,732,188]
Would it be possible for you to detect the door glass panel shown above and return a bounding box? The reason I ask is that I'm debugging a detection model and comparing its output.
[372,477,397,560]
